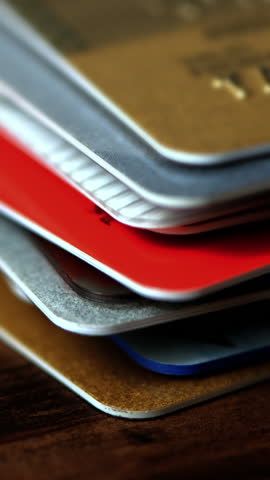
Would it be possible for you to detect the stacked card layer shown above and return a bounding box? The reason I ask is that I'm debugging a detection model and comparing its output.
[1,139,270,415]
[2,275,270,419]
[1,0,270,418]
[1,216,270,420]
[4,133,270,301]
[2,1,270,233]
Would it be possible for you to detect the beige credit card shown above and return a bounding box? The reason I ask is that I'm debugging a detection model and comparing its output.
[7,0,270,163]
[1,276,270,419]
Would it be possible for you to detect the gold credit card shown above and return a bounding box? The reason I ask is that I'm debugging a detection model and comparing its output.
[8,0,270,160]
[1,275,270,419]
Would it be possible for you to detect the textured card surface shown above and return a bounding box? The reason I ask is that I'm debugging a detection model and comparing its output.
[114,309,270,375]
[6,0,270,164]
[3,216,270,334]
[4,132,270,300]
[1,277,270,419]
[0,216,190,335]
[3,35,270,210]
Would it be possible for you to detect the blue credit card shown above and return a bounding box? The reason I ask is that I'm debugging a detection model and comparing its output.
[113,306,270,375]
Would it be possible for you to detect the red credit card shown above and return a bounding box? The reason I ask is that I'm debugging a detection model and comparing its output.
[1,129,270,301]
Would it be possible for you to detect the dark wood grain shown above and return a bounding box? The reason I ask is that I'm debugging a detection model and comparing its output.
[0,342,270,480]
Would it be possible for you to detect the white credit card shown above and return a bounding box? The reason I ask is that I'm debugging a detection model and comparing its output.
[2,94,270,235]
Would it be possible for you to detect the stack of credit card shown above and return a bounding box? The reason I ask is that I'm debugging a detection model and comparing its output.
[1,0,270,419]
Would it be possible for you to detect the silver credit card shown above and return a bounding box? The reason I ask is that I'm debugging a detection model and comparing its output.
[3,216,270,333]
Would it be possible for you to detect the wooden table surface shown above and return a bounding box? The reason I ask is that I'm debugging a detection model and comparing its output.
[0,341,270,480]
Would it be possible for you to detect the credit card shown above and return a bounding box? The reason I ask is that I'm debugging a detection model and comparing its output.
[2,276,270,419]
[114,310,270,375]
[2,95,270,234]
[0,216,188,335]
[4,216,270,333]
[3,34,270,210]
[4,132,270,300]
[5,0,270,164]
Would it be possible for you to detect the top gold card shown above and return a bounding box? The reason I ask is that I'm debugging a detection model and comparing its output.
[8,0,270,163]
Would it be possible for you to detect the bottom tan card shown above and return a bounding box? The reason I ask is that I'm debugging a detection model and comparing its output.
[1,277,269,419]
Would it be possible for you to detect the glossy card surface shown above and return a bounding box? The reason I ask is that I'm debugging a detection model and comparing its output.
[4,132,270,300]
[114,310,270,375]
[1,277,270,419]
[5,0,270,164]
